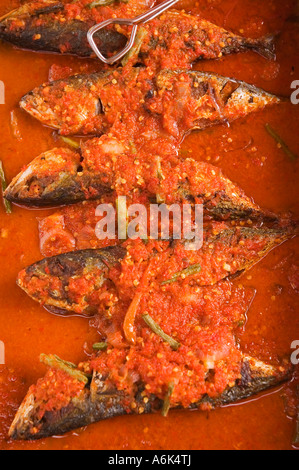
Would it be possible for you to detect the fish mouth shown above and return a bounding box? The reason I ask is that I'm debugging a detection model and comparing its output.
[20,91,61,131]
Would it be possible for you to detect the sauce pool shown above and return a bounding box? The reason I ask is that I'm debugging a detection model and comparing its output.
[0,0,299,450]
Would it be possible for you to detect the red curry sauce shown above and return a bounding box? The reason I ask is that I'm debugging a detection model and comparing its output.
[0,0,299,450]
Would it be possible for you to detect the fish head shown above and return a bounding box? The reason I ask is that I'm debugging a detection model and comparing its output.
[20,71,117,135]
[4,147,83,207]
[17,246,126,317]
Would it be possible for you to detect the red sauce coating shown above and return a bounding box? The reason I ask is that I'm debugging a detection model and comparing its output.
[0,0,298,450]
[30,368,85,422]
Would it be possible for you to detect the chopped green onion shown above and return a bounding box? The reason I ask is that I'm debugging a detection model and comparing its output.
[161,264,202,285]
[142,314,180,351]
[162,382,174,417]
[40,353,89,384]
[122,26,148,66]
[0,161,12,214]
[265,124,297,161]
[93,342,108,351]
[60,136,80,149]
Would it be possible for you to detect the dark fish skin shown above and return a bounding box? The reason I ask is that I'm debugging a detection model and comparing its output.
[19,68,281,136]
[4,142,277,223]
[202,226,293,279]
[0,3,275,61]
[9,357,292,440]
[17,246,127,316]
[150,70,281,138]
[0,1,128,57]
[19,69,133,136]
[0,18,127,57]
[17,226,292,316]
[136,11,276,65]
[4,148,113,208]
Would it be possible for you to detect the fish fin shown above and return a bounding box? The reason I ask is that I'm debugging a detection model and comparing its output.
[252,34,277,60]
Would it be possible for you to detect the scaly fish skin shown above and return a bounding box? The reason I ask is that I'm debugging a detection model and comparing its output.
[4,147,113,207]
[129,11,276,69]
[17,246,126,316]
[20,68,144,136]
[5,140,272,222]
[8,357,292,440]
[0,0,150,57]
[17,225,292,316]
[20,69,281,137]
[148,70,281,138]
[0,2,275,63]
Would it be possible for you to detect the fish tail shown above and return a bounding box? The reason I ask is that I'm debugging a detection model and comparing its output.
[250,34,277,60]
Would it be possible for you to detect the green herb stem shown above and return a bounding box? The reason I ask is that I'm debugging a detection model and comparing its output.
[93,342,108,351]
[60,136,80,149]
[40,353,89,384]
[265,123,297,161]
[162,382,175,417]
[89,0,119,9]
[142,314,180,351]
[162,264,202,285]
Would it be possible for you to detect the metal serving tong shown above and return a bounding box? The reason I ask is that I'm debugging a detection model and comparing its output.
[87,0,179,64]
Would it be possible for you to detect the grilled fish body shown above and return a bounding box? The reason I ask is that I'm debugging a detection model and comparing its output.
[17,225,292,316]
[4,142,273,222]
[150,70,281,137]
[20,69,281,136]
[0,2,275,62]
[0,0,151,57]
[9,356,292,440]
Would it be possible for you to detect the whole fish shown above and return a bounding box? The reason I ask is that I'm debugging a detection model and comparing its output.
[9,355,292,440]
[0,2,275,64]
[17,225,291,316]
[4,141,275,222]
[0,0,152,57]
[19,68,281,137]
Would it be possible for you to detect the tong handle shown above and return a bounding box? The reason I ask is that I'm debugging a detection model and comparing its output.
[131,0,179,25]
[87,0,179,65]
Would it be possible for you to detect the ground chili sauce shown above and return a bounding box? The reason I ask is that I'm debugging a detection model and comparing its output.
[0,0,298,450]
